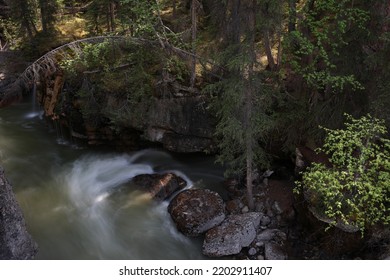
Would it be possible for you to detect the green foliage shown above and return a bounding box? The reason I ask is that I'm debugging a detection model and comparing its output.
[58,38,192,128]
[205,58,278,177]
[284,0,369,92]
[363,5,390,125]
[0,18,22,50]
[297,114,390,234]
[39,0,63,33]
[7,0,38,39]
[118,0,159,37]
[60,40,115,76]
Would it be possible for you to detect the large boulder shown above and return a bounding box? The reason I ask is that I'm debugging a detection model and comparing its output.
[131,173,187,201]
[0,166,38,259]
[202,212,262,257]
[168,189,225,237]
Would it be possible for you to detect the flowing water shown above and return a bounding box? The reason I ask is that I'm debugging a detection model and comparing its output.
[0,98,225,259]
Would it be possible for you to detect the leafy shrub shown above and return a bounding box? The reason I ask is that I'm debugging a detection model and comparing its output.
[297,114,390,235]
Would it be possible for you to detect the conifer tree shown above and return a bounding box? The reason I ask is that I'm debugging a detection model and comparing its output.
[207,0,279,209]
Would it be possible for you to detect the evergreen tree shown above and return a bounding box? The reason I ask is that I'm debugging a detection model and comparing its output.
[282,0,370,138]
[38,0,62,34]
[7,0,38,39]
[207,0,279,209]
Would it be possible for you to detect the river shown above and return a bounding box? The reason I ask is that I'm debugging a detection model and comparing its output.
[0,98,225,259]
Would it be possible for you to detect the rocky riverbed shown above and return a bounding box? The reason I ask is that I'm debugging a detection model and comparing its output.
[140,168,390,260]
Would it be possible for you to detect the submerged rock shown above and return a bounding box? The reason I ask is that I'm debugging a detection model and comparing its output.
[131,173,187,201]
[202,212,262,257]
[0,166,38,259]
[168,189,225,237]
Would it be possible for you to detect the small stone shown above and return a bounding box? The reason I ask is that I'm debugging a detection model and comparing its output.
[256,241,265,247]
[257,255,265,260]
[272,201,283,215]
[260,215,271,226]
[275,230,287,241]
[248,247,257,256]
[266,209,275,218]
[255,201,265,212]
[241,206,249,213]
[257,229,278,242]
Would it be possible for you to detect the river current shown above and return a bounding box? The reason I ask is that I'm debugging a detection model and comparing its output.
[0,99,224,259]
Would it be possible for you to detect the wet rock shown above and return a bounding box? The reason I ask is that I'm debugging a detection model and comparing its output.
[202,212,262,257]
[0,166,38,259]
[132,173,186,201]
[168,189,225,237]
[265,242,287,260]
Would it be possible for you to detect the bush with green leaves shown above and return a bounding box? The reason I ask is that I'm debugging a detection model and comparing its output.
[297,114,390,234]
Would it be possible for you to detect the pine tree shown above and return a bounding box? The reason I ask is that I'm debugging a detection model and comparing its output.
[207,0,279,209]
